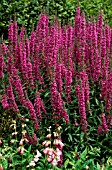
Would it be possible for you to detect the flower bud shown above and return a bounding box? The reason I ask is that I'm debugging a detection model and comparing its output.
[0,140,3,146]
[46,134,51,139]
[20,147,24,155]
[0,165,4,170]
[19,139,23,146]
[10,139,15,144]
[34,157,39,162]
[29,161,35,167]
[17,147,21,153]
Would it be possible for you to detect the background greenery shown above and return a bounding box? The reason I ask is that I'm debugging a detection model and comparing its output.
[0,0,112,40]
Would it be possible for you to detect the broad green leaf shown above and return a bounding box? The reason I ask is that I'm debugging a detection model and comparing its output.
[80,147,88,160]
[64,159,69,168]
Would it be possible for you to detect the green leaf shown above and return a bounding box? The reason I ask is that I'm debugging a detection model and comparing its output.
[96,162,101,170]
[65,153,72,160]
[80,147,88,161]
[68,133,72,142]
[64,159,69,168]
[95,98,99,106]
[2,159,8,169]
[36,167,43,170]
[44,92,49,97]
[69,161,74,166]
[28,145,32,152]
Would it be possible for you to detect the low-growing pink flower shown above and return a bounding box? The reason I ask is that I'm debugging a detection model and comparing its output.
[51,159,58,166]
[20,147,24,155]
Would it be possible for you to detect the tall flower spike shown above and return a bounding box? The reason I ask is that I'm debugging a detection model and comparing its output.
[8,18,13,45]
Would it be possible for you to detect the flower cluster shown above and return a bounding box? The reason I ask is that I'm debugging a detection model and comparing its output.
[42,126,64,167]
[27,150,42,168]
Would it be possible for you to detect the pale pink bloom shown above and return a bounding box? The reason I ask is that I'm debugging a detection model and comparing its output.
[19,139,23,146]
[59,141,64,149]
[45,141,51,147]
[20,147,24,155]
[46,156,52,162]
[56,148,62,156]
[46,134,51,139]
[43,148,49,154]
[47,148,54,156]
[42,141,47,146]
[53,132,59,138]
[36,150,42,157]
[34,157,39,162]
[51,159,58,166]
[29,161,35,167]
[17,147,21,153]
[53,139,59,145]
[53,139,64,148]
[24,138,29,143]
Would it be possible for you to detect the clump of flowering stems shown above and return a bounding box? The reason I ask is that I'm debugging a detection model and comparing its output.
[42,126,64,167]
[27,150,42,168]
[97,113,109,134]
[75,70,90,132]
[0,6,112,133]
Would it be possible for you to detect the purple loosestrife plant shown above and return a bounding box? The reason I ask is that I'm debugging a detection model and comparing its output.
[100,72,112,113]
[50,77,69,124]
[55,63,63,95]
[92,22,101,82]
[25,38,30,59]
[36,13,49,56]
[13,20,18,57]
[24,99,39,131]
[1,94,9,109]
[74,6,82,69]
[97,12,103,50]
[75,71,89,132]
[19,41,28,86]
[65,60,73,104]
[100,113,109,133]
[5,82,19,114]
[0,52,4,79]
[30,30,36,59]
[8,20,13,46]
[34,91,46,120]
[79,11,86,70]
[10,66,26,105]
[27,58,34,88]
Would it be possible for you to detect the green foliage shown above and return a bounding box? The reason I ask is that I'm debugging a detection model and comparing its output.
[0,0,112,40]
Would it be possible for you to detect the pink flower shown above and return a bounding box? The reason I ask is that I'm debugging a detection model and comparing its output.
[17,147,21,153]
[43,148,49,154]
[97,126,103,134]
[46,156,53,162]
[34,157,39,162]
[46,134,51,139]
[56,148,62,156]
[20,147,24,155]
[100,113,108,133]
[19,139,23,146]
[47,148,54,156]
[2,94,9,109]
[51,159,58,166]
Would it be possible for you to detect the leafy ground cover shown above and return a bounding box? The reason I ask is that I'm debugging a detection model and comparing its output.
[0,6,112,170]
